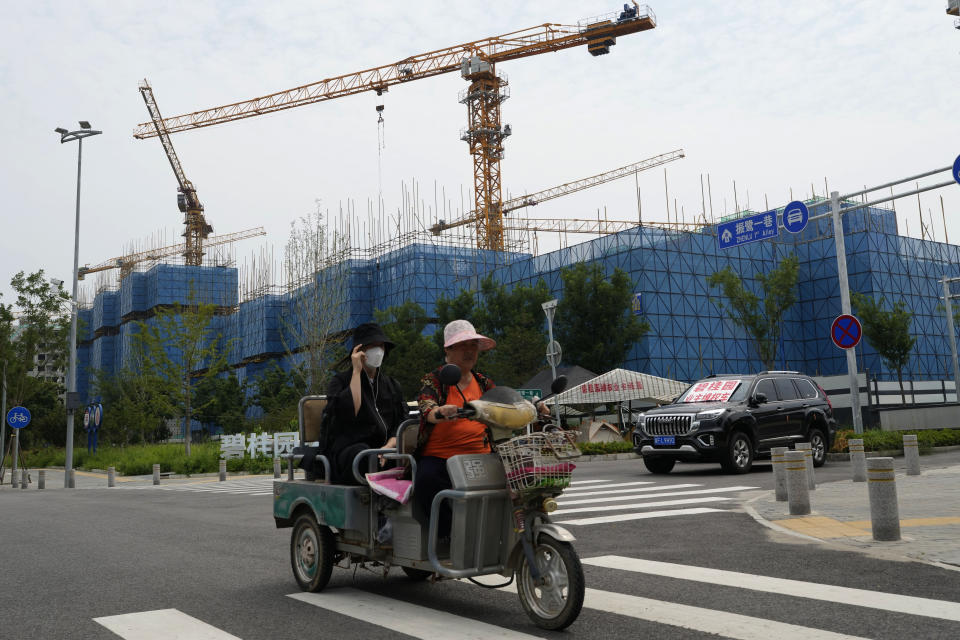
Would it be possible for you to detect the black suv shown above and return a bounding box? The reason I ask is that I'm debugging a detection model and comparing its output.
[632,372,836,474]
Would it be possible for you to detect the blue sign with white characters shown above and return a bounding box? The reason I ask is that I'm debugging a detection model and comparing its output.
[953,154,960,186]
[782,200,809,234]
[6,406,31,429]
[717,210,778,250]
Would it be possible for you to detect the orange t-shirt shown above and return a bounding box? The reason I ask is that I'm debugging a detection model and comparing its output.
[422,375,491,459]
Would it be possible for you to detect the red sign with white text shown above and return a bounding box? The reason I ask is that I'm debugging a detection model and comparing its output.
[680,379,741,403]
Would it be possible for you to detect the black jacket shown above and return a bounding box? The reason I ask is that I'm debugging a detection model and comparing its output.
[326,368,407,453]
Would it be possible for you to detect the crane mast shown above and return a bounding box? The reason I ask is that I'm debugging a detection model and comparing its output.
[133,4,657,251]
[139,79,213,266]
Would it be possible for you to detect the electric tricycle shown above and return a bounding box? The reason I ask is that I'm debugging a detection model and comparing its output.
[274,366,585,630]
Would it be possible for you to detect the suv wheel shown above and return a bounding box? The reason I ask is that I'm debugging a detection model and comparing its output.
[721,431,753,474]
[643,457,676,474]
[808,427,827,468]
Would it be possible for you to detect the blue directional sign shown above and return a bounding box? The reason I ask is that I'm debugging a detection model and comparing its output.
[782,200,809,234]
[717,210,778,250]
[6,406,31,430]
[953,154,960,186]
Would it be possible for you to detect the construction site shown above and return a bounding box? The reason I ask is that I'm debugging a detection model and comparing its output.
[73,4,960,424]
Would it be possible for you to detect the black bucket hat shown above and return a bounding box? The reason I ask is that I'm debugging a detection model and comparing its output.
[351,322,396,353]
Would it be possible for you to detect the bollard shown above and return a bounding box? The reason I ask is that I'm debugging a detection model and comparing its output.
[21,468,28,490]
[108,467,116,488]
[273,458,281,479]
[153,464,160,485]
[849,438,867,482]
[903,434,921,476]
[38,470,45,490]
[771,447,789,502]
[796,442,815,490]
[69,469,76,489]
[867,457,901,541]
[219,459,227,482]
[287,457,295,481]
[785,450,811,515]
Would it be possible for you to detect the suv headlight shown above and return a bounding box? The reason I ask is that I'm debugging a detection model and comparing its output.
[634,413,646,430]
[696,408,724,420]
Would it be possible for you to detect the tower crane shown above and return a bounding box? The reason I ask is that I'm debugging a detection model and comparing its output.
[77,227,266,281]
[133,3,657,251]
[139,79,213,265]
[430,149,684,235]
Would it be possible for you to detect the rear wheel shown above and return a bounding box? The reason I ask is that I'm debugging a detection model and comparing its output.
[721,430,753,474]
[291,514,335,592]
[643,457,676,474]
[517,534,585,631]
[808,427,827,467]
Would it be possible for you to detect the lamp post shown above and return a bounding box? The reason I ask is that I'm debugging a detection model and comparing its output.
[541,299,561,415]
[55,121,101,488]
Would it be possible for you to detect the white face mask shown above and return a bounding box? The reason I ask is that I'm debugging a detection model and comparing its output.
[364,346,385,368]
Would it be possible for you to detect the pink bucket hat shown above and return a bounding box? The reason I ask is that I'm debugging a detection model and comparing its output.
[443,319,496,351]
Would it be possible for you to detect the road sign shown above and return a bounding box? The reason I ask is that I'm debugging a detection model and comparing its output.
[546,340,562,367]
[831,314,862,349]
[6,406,31,429]
[94,403,103,429]
[953,154,960,186]
[717,210,778,250]
[782,200,809,234]
[83,407,91,428]
[518,389,542,402]
[632,292,643,315]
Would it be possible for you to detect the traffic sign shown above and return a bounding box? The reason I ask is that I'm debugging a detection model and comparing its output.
[83,407,91,428]
[94,403,103,429]
[717,210,778,250]
[546,340,562,367]
[518,389,542,402]
[831,314,862,349]
[6,406,31,429]
[953,154,960,186]
[782,200,809,234]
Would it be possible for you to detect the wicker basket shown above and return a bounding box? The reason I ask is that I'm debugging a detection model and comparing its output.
[496,430,580,495]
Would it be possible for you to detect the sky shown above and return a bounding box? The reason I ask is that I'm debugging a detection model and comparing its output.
[1,0,958,307]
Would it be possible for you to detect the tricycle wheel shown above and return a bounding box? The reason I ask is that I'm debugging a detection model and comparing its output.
[290,513,335,592]
[516,534,585,630]
[401,566,432,581]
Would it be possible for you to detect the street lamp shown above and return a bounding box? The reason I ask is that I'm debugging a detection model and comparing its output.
[55,121,101,488]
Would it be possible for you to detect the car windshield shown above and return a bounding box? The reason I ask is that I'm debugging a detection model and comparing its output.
[677,378,750,403]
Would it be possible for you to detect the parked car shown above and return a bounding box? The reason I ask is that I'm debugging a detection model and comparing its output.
[632,371,837,474]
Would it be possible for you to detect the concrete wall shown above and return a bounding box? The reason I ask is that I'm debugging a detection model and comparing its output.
[877,404,960,431]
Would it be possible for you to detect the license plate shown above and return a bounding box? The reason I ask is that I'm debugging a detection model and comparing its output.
[654,436,675,446]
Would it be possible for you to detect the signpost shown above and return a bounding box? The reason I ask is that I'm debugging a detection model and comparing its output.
[518,389,543,402]
[782,200,809,234]
[953,154,960,186]
[831,314,862,349]
[717,210,778,250]
[4,406,30,487]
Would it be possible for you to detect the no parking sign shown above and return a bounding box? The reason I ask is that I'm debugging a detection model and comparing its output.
[831,314,862,349]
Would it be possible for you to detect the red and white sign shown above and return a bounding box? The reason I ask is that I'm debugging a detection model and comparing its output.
[681,379,742,403]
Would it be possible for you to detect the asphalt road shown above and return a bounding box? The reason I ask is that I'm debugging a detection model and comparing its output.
[2,454,959,639]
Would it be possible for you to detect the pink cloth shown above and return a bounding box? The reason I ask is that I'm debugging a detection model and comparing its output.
[505,462,576,480]
[365,468,414,504]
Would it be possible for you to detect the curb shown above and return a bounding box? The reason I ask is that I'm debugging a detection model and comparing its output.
[577,452,641,462]
[827,444,960,462]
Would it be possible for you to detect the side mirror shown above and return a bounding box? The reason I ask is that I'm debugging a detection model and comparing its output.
[550,375,568,394]
[438,363,461,386]
[752,392,767,405]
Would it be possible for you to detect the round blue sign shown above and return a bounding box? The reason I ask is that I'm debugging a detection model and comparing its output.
[953,154,960,186]
[782,200,809,234]
[6,406,31,429]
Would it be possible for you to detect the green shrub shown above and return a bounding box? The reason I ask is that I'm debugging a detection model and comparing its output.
[577,440,634,455]
[830,428,960,453]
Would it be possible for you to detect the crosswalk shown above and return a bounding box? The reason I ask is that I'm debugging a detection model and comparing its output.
[92,555,960,639]
[114,477,275,496]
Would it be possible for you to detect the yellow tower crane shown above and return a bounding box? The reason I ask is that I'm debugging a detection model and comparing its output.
[139,79,213,265]
[132,3,657,251]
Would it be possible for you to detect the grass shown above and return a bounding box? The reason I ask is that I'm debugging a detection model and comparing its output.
[830,428,960,453]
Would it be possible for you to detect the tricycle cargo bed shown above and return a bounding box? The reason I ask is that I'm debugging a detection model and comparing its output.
[273,480,370,532]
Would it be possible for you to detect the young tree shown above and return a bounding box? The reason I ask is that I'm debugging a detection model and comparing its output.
[374,301,438,397]
[851,292,916,404]
[249,363,304,432]
[282,210,350,395]
[707,253,799,370]
[136,290,231,456]
[555,262,650,373]
[192,372,247,436]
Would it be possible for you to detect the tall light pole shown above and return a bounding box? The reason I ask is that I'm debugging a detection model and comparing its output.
[56,121,101,488]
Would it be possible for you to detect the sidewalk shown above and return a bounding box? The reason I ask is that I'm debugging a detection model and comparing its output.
[0,468,284,490]
[747,459,960,569]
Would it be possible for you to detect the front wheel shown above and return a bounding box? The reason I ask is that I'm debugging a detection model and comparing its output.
[643,456,676,474]
[808,427,827,468]
[290,514,335,592]
[517,534,585,631]
[720,430,753,474]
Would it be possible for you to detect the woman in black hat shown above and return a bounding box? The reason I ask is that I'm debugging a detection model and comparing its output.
[324,322,407,484]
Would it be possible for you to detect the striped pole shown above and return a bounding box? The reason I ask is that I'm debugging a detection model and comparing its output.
[273,458,281,479]
[903,434,921,476]
[219,459,227,482]
[771,447,788,502]
[108,466,116,487]
[785,450,810,515]
[796,442,815,490]
[867,457,900,541]
[849,438,866,482]
[153,463,160,485]
[38,470,45,490]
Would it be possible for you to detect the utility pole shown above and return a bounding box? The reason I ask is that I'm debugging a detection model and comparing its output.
[1,359,6,482]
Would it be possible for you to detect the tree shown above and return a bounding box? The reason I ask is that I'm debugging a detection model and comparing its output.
[555,262,650,373]
[136,290,231,456]
[432,289,477,353]
[374,301,438,397]
[851,292,916,404]
[707,253,799,370]
[192,372,247,436]
[249,363,305,432]
[282,209,350,396]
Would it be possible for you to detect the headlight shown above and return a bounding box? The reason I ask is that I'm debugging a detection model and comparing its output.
[635,413,646,428]
[696,409,724,420]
